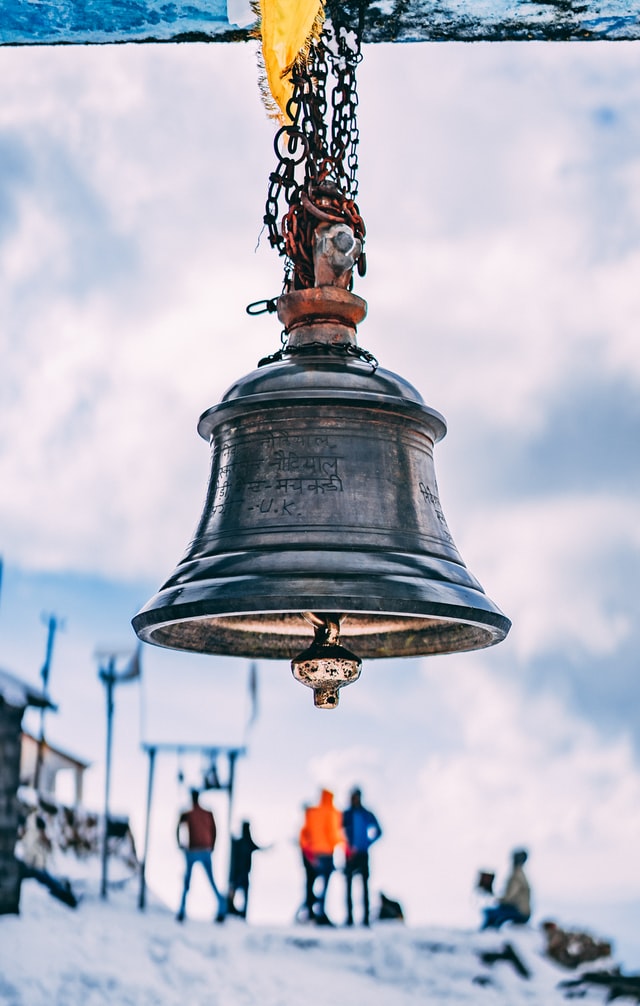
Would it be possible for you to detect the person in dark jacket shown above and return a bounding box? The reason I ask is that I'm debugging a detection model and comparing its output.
[227,821,262,918]
[176,789,226,923]
[342,787,382,927]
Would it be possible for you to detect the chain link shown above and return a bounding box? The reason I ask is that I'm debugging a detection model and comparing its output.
[262,4,367,292]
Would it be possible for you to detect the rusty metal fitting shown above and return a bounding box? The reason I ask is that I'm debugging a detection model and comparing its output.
[277,286,367,349]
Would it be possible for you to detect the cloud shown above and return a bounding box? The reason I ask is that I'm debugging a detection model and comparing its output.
[0,133,33,242]
[0,44,284,580]
[2,41,640,594]
[356,42,640,434]
[455,492,640,662]
[375,660,640,924]
[210,651,640,926]
[1,39,639,756]
[6,559,639,932]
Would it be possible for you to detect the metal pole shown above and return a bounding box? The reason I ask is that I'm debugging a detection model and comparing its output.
[138,746,156,911]
[225,750,239,902]
[226,750,238,836]
[100,657,115,900]
[34,614,59,792]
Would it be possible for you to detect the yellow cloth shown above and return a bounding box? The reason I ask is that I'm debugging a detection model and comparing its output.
[258,0,325,121]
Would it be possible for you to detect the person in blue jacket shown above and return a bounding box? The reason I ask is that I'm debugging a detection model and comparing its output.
[342,787,382,927]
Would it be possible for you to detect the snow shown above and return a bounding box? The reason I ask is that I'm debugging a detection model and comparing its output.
[0,877,626,1005]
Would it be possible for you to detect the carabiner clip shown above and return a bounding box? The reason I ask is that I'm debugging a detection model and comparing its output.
[246,297,278,316]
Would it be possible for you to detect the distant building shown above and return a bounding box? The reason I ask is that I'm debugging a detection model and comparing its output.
[20,732,90,807]
[0,669,52,915]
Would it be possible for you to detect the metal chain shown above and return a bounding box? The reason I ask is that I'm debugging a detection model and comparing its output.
[327,13,362,200]
[262,5,367,292]
[258,341,378,370]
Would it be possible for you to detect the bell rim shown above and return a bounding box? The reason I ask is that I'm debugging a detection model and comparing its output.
[132,599,511,660]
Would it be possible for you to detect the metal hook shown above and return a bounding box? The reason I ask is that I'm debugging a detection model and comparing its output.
[246,298,278,316]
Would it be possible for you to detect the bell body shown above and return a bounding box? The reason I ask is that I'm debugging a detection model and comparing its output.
[133,291,510,659]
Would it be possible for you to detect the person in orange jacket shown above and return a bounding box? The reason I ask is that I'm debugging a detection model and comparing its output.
[298,789,344,925]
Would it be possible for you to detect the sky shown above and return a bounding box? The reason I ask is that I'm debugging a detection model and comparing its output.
[1,34,640,967]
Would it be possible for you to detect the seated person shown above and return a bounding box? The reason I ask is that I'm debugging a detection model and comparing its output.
[481,848,531,930]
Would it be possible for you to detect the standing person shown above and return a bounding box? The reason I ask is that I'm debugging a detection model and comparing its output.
[481,848,531,930]
[297,804,316,922]
[176,789,226,923]
[227,820,262,919]
[298,789,344,925]
[342,787,382,927]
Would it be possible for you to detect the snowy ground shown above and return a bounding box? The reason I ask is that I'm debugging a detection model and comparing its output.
[0,877,630,1006]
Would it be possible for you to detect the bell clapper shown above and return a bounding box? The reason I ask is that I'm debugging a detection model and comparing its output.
[291,613,362,709]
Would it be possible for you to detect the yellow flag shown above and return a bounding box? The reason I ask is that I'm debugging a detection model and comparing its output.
[257,0,325,122]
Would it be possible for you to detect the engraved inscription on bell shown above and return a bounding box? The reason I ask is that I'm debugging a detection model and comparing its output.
[211,430,343,522]
[187,408,462,566]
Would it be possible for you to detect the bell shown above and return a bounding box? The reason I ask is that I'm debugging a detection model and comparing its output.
[132,282,510,704]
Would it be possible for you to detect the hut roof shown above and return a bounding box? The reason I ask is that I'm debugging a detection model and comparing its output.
[0,668,56,712]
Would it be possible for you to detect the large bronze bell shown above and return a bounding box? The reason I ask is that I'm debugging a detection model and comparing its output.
[133,280,510,707]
